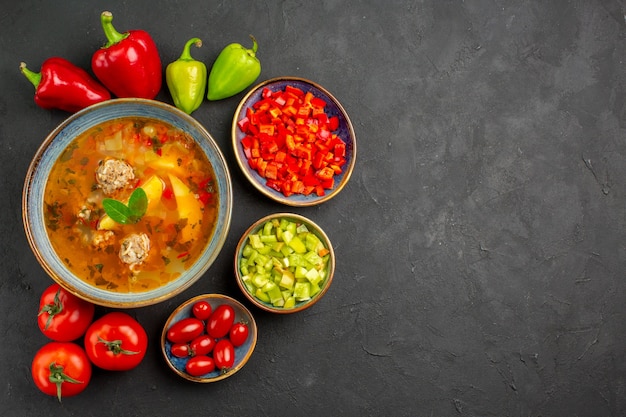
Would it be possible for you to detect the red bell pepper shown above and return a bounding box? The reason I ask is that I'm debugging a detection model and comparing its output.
[91,11,162,99]
[20,57,111,113]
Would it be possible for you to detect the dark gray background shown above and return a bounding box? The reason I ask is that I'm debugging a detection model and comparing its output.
[1,1,625,416]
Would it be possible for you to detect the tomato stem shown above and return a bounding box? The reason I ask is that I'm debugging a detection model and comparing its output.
[38,289,63,330]
[48,362,83,402]
[98,336,140,355]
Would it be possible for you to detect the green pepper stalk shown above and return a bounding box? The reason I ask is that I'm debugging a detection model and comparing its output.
[166,38,207,114]
[207,35,261,101]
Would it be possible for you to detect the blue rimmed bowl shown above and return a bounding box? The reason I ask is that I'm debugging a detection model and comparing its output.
[234,212,335,314]
[161,294,257,383]
[22,98,233,308]
[231,77,356,206]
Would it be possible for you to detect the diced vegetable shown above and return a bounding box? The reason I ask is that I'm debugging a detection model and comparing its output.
[168,174,203,242]
[140,175,165,211]
[104,130,123,151]
[237,85,348,197]
[239,218,331,308]
[148,147,188,177]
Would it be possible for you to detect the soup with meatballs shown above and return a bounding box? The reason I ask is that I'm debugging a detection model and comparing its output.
[43,117,218,293]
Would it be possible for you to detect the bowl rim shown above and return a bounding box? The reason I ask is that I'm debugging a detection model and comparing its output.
[231,76,357,207]
[234,212,335,314]
[160,293,258,383]
[22,98,233,308]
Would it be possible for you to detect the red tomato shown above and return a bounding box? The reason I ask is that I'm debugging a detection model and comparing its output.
[167,317,204,344]
[207,304,235,339]
[32,342,92,401]
[213,339,235,371]
[170,343,191,358]
[229,322,249,347]
[37,283,95,342]
[84,312,148,371]
[185,355,215,376]
[190,334,216,356]
[191,300,212,320]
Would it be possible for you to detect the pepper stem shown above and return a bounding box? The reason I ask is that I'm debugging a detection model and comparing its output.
[248,35,258,57]
[179,38,202,61]
[19,62,42,89]
[100,11,129,48]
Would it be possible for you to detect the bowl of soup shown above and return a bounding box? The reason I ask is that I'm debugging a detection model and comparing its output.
[23,99,233,308]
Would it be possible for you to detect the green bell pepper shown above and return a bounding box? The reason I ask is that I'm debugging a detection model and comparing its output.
[166,38,207,114]
[207,35,261,101]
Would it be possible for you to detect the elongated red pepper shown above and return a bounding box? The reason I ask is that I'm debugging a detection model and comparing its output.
[19,57,111,113]
[91,11,162,99]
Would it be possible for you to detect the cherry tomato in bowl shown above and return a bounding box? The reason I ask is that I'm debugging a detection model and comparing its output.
[171,343,191,358]
[161,294,257,383]
[190,335,216,356]
[229,322,250,347]
[166,317,205,344]
[206,304,235,338]
[213,339,235,371]
[191,300,212,320]
[186,356,215,376]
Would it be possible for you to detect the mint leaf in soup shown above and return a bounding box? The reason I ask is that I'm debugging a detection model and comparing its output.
[102,188,148,225]
[102,199,134,224]
[128,187,148,218]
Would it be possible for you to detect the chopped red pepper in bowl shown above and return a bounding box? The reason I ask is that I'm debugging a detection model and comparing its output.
[232,77,356,206]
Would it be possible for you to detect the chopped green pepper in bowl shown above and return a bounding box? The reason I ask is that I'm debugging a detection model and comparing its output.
[234,213,335,314]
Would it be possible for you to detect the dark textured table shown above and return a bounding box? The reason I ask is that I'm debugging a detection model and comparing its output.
[2,1,625,416]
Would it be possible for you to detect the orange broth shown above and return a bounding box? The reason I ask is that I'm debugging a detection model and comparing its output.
[43,117,218,293]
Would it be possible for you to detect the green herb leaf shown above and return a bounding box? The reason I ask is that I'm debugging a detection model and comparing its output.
[102,199,134,224]
[128,187,148,218]
[102,187,148,224]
